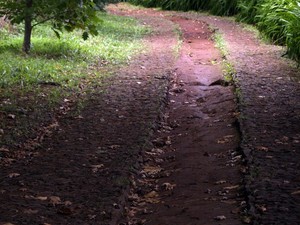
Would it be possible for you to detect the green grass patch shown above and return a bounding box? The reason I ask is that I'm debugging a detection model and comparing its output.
[172,24,183,58]
[0,12,149,89]
[213,30,236,83]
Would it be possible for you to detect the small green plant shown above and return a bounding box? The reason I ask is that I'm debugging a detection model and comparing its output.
[212,30,236,84]
[213,31,228,58]
[172,24,183,58]
[222,61,236,83]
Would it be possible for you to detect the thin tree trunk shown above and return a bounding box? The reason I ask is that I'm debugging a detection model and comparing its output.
[22,0,33,54]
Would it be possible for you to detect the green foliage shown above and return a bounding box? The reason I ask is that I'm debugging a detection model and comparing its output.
[0,12,148,88]
[0,0,101,33]
[255,0,300,62]
[285,5,300,61]
[0,0,105,52]
[128,0,239,16]
[236,0,264,23]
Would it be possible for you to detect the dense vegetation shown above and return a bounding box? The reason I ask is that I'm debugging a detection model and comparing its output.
[128,0,300,64]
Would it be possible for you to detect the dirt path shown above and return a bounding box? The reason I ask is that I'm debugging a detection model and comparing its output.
[197,16,300,225]
[111,8,244,224]
[0,7,177,225]
[1,3,300,225]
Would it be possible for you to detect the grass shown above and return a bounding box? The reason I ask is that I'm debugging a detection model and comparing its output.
[212,31,228,58]
[172,24,183,58]
[212,30,236,84]
[0,12,149,89]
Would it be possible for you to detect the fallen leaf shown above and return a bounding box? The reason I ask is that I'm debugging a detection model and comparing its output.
[256,204,267,212]
[49,196,61,205]
[108,145,120,150]
[144,191,159,199]
[36,196,48,201]
[127,208,137,217]
[218,135,235,144]
[215,180,227,185]
[144,191,160,203]
[0,147,9,152]
[91,164,104,173]
[256,146,269,152]
[215,215,226,221]
[7,114,16,119]
[88,214,96,220]
[223,185,239,190]
[142,165,162,175]
[64,200,72,206]
[291,190,300,195]
[8,173,20,178]
[162,183,176,191]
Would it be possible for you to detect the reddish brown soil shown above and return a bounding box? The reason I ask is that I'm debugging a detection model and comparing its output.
[118,13,244,225]
[1,3,300,225]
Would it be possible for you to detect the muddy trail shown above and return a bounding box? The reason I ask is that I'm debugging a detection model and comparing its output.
[1,3,300,225]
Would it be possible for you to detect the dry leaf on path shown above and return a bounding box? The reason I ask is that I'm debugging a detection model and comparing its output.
[91,164,104,173]
[215,215,226,221]
[36,196,48,201]
[256,204,267,212]
[0,147,9,152]
[144,191,160,204]
[256,146,269,152]
[291,190,300,195]
[215,180,227,185]
[8,173,20,178]
[142,165,162,175]
[223,185,239,190]
[49,196,61,205]
[162,183,176,191]
[7,114,16,119]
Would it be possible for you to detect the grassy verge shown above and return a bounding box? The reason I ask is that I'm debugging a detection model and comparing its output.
[0,12,148,89]
[213,31,236,84]
[0,12,149,147]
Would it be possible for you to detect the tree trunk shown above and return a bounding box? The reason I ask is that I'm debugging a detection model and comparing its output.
[22,0,33,54]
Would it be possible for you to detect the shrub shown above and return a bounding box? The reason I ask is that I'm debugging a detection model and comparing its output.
[237,0,265,24]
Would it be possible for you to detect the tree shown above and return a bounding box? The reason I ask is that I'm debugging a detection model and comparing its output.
[0,0,101,54]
